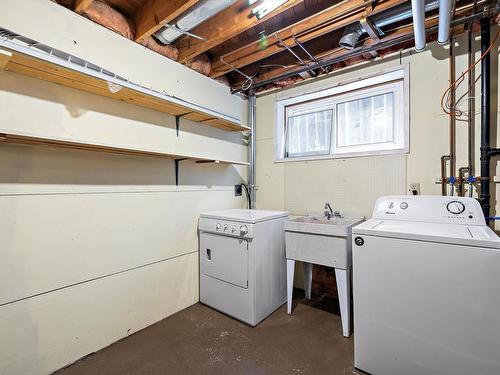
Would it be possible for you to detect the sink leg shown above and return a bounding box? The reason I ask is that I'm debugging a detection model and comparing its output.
[335,268,351,337]
[287,259,295,315]
[303,262,313,300]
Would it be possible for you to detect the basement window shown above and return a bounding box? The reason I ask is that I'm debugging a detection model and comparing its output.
[276,67,409,161]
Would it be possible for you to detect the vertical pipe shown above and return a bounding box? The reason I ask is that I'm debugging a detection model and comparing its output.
[480,17,490,220]
[467,27,475,197]
[438,0,454,45]
[449,39,456,187]
[411,0,427,52]
[248,93,257,209]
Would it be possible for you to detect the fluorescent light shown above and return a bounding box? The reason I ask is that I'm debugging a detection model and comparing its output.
[251,0,288,20]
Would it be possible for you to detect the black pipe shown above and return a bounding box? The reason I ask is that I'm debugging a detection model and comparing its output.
[480,17,491,221]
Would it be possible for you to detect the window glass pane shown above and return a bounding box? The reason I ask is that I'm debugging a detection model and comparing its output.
[336,92,394,148]
[285,109,332,157]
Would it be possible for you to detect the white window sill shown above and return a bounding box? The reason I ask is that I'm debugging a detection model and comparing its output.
[274,148,408,163]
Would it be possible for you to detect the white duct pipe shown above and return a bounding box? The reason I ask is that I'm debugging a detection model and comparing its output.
[438,0,454,45]
[411,0,427,52]
[154,0,237,44]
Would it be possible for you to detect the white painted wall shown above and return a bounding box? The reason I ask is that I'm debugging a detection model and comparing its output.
[0,2,248,374]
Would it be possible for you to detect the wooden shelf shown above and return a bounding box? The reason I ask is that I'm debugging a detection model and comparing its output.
[0,37,249,132]
[0,132,249,166]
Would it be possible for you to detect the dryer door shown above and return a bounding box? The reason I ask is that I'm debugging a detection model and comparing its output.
[201,233,248,288]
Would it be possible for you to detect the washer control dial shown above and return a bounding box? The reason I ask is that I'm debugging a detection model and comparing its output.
[223,224,228,231]
[216,223,221,231]
[231,225,236,233]
[240,225,248,236]
[447,201,465,215]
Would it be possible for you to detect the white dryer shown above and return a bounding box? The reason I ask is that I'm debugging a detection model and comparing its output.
[199,209,288,326]
[352,195,500,375]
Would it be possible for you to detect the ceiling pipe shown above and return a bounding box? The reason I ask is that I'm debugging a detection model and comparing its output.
[411,0,427,52]
[438,0,454,44]
[154,0,237,44]
[231,9,485,94]
[339,0,440,50]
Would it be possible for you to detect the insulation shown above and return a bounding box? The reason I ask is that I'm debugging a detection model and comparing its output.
[51,0,74,8]
[215,75,231,87]
[185,54,211,76]
[141,36,179,61]
[83,0,135,40]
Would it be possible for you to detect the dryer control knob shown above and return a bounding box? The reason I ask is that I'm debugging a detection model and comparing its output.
[240,225,248,236]
[223,224,228,231]
[216,223,221,231]
[231,225,236,233]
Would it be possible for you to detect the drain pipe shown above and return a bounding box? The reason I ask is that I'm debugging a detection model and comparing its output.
[248,93,257,209]
[479,17,491,220]
[449,39,457,195]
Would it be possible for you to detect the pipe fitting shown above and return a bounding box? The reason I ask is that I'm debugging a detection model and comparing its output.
[339,22,365,50]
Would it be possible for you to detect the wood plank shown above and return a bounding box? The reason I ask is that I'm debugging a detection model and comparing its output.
[74,0,95,14]
[176,0,304,63]
[360,17,380,42]
[134,0,200,43]
[210,0,405,78]
[3,50,247,131]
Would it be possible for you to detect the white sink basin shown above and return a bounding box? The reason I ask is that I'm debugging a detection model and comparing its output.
[285,215,364,236]
[284,215,364,269]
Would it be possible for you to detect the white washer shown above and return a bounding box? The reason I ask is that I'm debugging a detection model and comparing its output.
[352,195,500,375]
[199,209,288,326]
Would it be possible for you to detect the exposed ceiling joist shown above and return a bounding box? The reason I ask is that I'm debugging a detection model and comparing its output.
[210,0,406,78]
[175,0,305,63]
[134,0,200,43]
[74,0,94,14]
[231,3,480,92]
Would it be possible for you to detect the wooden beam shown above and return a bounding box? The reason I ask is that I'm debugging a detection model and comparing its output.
[210,0,405,78]
[134,0,200,43]
[360,17,380,42]
[176,0,304,63]
[235,14,444,89]
[74,0,94,14]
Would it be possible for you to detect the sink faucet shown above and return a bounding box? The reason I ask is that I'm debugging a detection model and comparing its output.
[324,202,341,219]
[324,202,334,219]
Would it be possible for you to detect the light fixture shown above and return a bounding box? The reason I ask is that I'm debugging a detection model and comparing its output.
[251,0,288,20]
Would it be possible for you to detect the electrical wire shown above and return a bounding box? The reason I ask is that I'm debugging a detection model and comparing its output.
[241,183,252,209]
[440,29,500,119]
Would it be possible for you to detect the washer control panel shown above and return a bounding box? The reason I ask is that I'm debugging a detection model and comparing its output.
[372,196,485,225]
[199,218,254,238]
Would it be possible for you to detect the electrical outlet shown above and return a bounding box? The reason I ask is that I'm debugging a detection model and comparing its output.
[234,184,243,196]
[409,183,420,195]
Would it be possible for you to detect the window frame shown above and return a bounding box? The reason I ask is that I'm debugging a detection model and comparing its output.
[275,66,409,162]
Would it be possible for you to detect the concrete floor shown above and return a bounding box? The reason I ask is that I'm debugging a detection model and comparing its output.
[56,292,361,375]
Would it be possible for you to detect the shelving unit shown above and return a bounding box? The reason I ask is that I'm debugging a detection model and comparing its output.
[0,32,249,132]
[0,132,249,167]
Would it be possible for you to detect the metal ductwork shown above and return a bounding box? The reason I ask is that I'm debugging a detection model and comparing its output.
[154,0,237,45]
[339,0,440,50]
[339,23,365,50]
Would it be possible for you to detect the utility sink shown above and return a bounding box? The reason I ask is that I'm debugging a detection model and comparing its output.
[284,215,364,269]
[286,216,363,237]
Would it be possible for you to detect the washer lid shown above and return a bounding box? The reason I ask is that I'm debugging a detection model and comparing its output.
[353,219,500,249]
[200,209,289,224]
